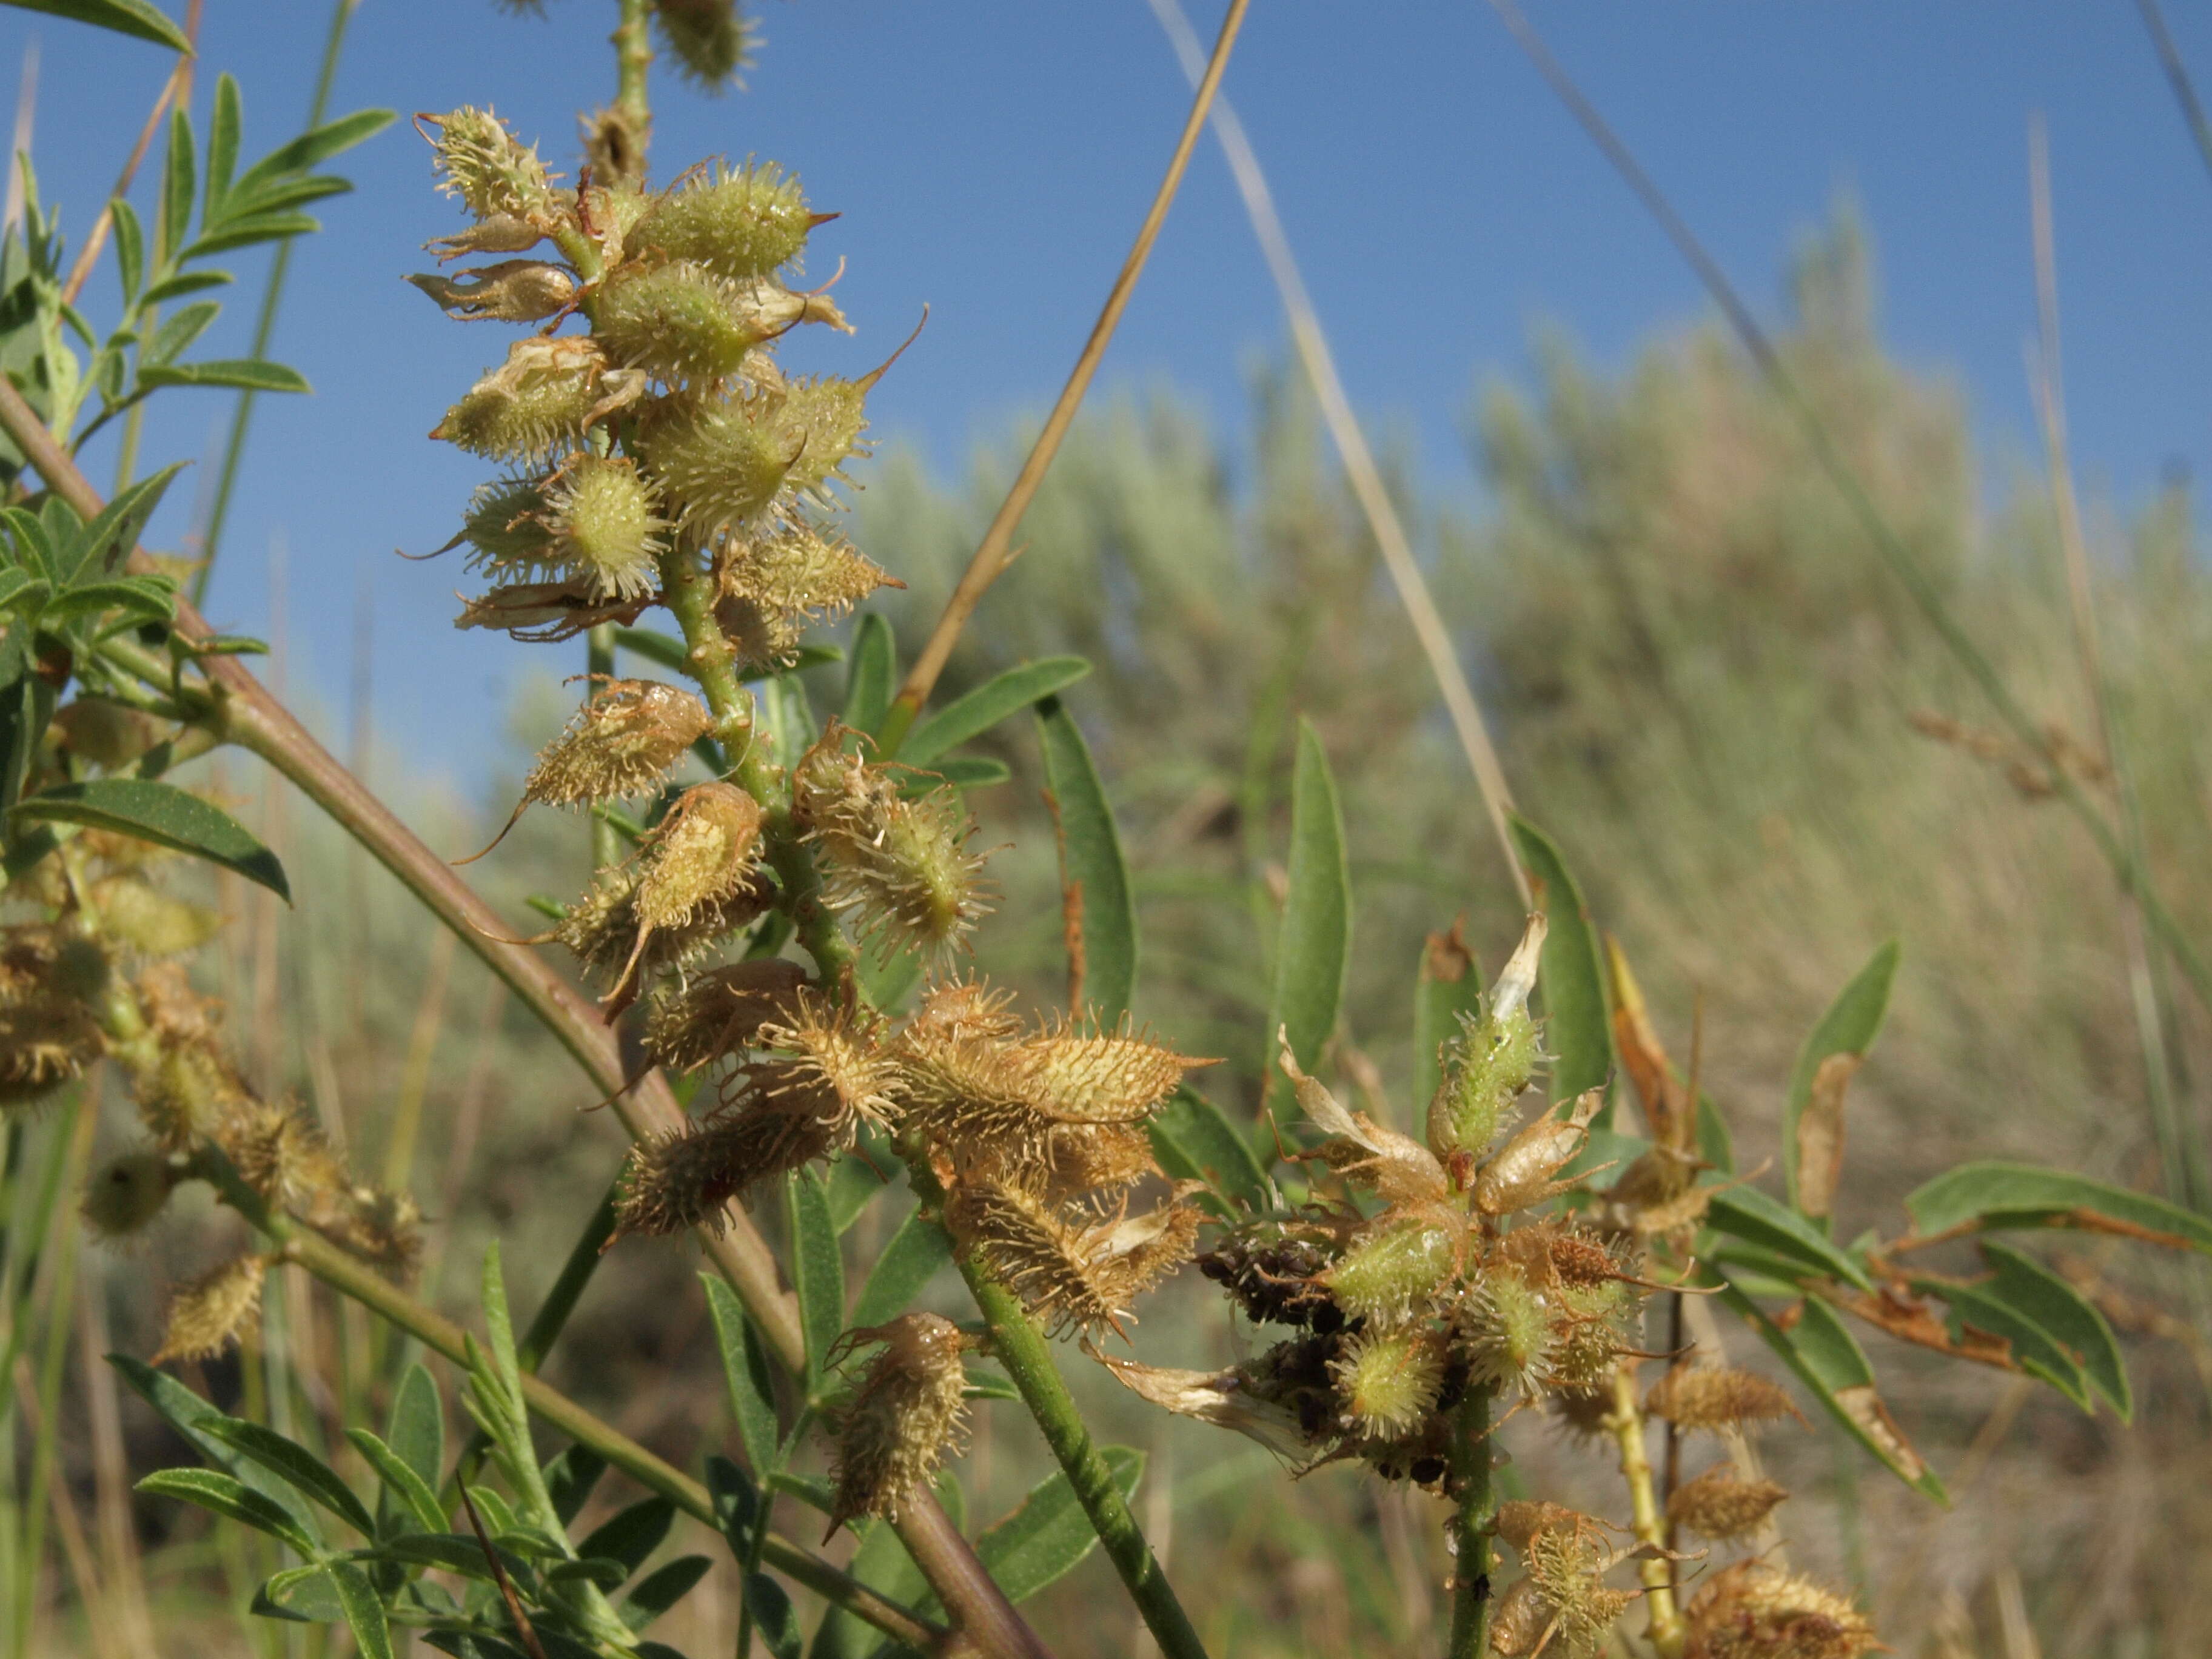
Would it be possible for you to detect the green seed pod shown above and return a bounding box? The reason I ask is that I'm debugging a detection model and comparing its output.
[1324,1218,1458,1324]
[719,519,890,625]
[801,748,988,962]
[81,1148,176,1239]
[428,107,555,223]
[635,782,766,936]
[594,261,798,383]
[526,679,713,806]
[1429,1002,1540,1159]
[92,877,221,957]
[1666,1464,1789,1542]
[433,337,609,464]
[633,159,811,281]
[1460,1267,1555,1394]
[636,397,799,538]
[1547,1279,1632,1390]
[460,477,555,573]
[654,0,753,93]
[1330,1326,1444,1441]
[543,455,669,600]
[771,376,870,495]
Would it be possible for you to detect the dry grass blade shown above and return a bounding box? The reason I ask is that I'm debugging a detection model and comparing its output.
[881,0,1252,750]
[1147,0,1529,908]
[459,1481,551,1659]
[58,36,195,307]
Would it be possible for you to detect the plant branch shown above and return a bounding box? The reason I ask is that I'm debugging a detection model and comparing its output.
[612,0,654,147]
[1147,0,1529,908]
[1607,1364,1683,1656]
[1446,1384,1497,1659]
[2137,0,2212,192]
[877,0,1250,756]
[185,1151,948,1655]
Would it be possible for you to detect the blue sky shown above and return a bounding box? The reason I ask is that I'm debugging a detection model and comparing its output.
[8,1,2212,776]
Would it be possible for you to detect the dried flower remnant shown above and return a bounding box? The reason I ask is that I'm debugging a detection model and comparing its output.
[827,1313,970,1532]
[640,957,809,1073]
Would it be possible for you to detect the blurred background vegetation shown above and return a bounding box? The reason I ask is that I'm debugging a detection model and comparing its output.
[8,211,2210,1658]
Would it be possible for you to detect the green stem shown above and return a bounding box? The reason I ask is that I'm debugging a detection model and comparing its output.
[181,1148,947,1654]
[586,624,622,871]
[193,0,359,608]
[1446,1386,1497,1659]
[612,0,654,148]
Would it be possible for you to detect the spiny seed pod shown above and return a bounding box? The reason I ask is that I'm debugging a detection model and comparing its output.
[526,680,713,809]
[1430,1000,1541,1161]
[1547,1385,1614,1441]
[0,993,104,1108]
[772,377,870,496]
[1683,1562,1879,1659]
[406,260,576,323]
[907,977,1023,1046]
[642,958,809,1073]
[427,107,555,222]
[434,337,611,464]
[947,1181,1197,1336]
[595,263,828,383]
[1330,1326,1444,1441]
[133,1037,248,1148]
[1459,1267,1556,1394]
[714,592,803,675]
[753,990,900,1140]
[459,477,555,572]
[223,1102,344,1215]
[333,1187,424,1277]
[541,455,669,600]
[1546,1280,1634,1390]
[426,212,545,261]
[1028,1122,1158,1203]
[804,756,988,962]
[632,159,811,281]
[1667,1464,1789,1542]
[1644,1364,1804,1434]
[153,1253,267,1364]
[636,396,800,537]
[654,0,753,92]
[1474,1088,1603,1216]
[555,862,768,991]
[1324,1218,1458,1324]
[81,1148,175,1239]
[92,877,220,957]
[1496,1220,1623,1290]
[615,1099,833,1239]
[635,783,765,935]
[1495,1500,1603,1553]
[827,1313,969,1531]
[1523,1521,1635,1659]
[717,519,890,626]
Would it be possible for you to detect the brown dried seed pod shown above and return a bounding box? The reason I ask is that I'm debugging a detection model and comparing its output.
[753,990,901,1140]
[0,992,105,1110]
[1683,1561,1879,1659]
[1667,1464,1789,1542]
[641,959,810,1073]
[153,1253,267,1364]
[1546,1384,1614,1443]
[946,1181,1199,1337]
[223,1102,346,1213]
[1644,1364,1805,1434]
[827,1313,970,1532]
[614,1098,833,1239]
[1487,1576,1554,1657]
[1494,1500,1602,1553]
[1523,1519,1635,1659]
[906,976,1022,1046]
[556,855,771,993]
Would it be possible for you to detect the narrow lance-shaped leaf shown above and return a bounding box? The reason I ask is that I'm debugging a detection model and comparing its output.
[1904,1161,2212,1255]
[206,73,242,212]
[702,1276,780,1476]
[578,1495,674,1576]
[1977,1240,2131,1420]
[1262,719,1350,1136]
[900,656,1091,765]
[326,1560,395,1659]
[0,0,192,53]
[745,1572,804,1659]
[1036,693,1135,1024]
[386,1360,444,1492]
[788,1167,845,1390]
[58,460,183,583]
[136,1467,323,1556]
[139,360,311,394]
[160,104,195,266]
[227,107,396,200]
[203,1416,377,1538]
[110,198,143,306]
[1704,1184,1875,1293]
[1782,940,1899,1215]
[843,611,896,734]
[1507,813,1611,1108]
[1711,1273,1946,1503]
[344,1429,446,1537]
[1150,1087,1271,1216]
[13,778,289,899]
[623,1555,714,1630]
[973,1446,1145,1603]
[107,1355,320,1534]
[1912,1273,2091,1413]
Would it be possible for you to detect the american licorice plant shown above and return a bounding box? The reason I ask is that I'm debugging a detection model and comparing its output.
[0,2,2207,1657]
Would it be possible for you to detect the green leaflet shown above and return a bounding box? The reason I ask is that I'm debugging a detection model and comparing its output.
[1506,813,1611,1107]
[136,1467,321,1556]
[843,611,897,732]
[900,655,1091,765]
[1262,719,1350,1136]
[0,0,192,52]
[577,1495,673,1575]
[702,1276,781,1474]
[1036,692,1137,1024]
[345,1429,446,1537]
[1976,1240,2131,1419]
[1903,1160,2212,1254]
[788,1167,846,1390]
[1781,940,1899,1215]
[203,1416,376,1538]
[13,777,289,898]
[850,1205,953,1329]
[622,1555,713,1629]
[1149,1086,1272,1215]
[386,1360,445,1492]
[973,1446,1145,1603]
[1712,1273,1945,1502]
[1704,1184,1875,1293]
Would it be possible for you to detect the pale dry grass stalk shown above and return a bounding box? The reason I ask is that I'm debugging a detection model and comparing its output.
[1148,0,1530,908]
[383,926,459,1190]
[72,1274,153,1655]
